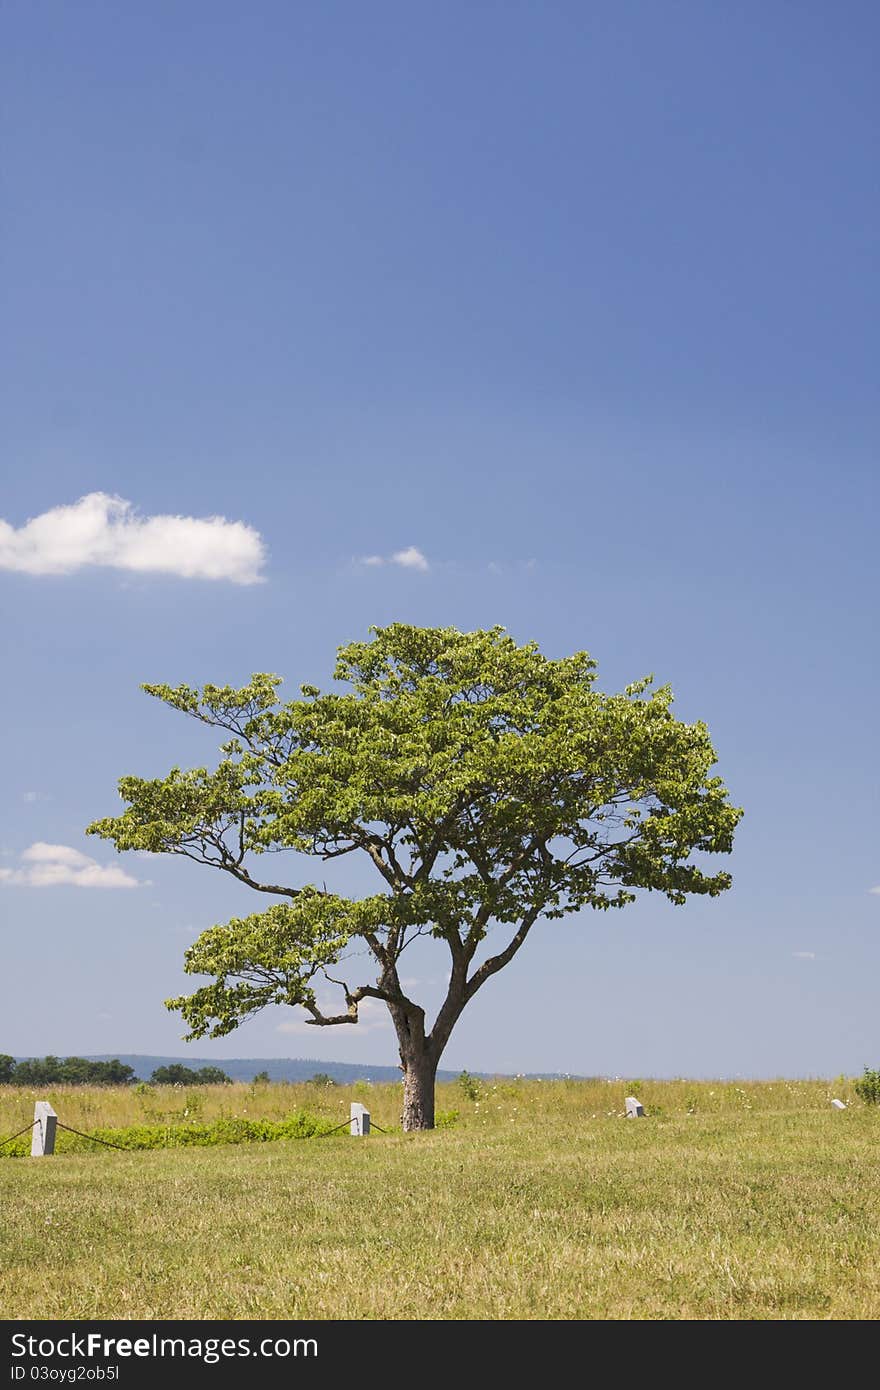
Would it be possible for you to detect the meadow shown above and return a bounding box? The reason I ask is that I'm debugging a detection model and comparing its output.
[2,1077,878,1320]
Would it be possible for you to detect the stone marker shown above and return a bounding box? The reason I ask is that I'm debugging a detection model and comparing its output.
[350,1101,371,1136]
[831,1098,847,1110]
[31,1101,57,1156]
[625,1096,645,1118]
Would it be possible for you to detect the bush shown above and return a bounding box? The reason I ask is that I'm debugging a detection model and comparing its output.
[308,1073,336,1087]
[457,1070,481,1101]
[0,1110,333,1158]
[854,1068,880,1105]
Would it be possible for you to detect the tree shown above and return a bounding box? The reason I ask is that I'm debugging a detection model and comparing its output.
[88,624,742,1131]
[12,1056,63,1085]
[6,1056,137,1086]
[150,1064,197,1085]
[99,1059,137,1085]
[150,1064,231,1085]
[0,1055,15,1085]
[195,1066,232,1085]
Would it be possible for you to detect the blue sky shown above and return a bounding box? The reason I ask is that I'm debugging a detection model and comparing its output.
[2,1,877,1076]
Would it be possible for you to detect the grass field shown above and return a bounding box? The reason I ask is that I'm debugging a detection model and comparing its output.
[2,1077,878,1320]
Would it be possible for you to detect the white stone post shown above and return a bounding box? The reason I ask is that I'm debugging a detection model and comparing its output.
[350,1101,371,1136]
[31,1101,58,1156]
[625,1096,645,1118]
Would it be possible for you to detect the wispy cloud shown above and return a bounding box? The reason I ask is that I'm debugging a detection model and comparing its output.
[869,886,880,896]
[0,842,142,889]
[357,545,429,573]
[0,493,266,584]
[792,951,816,960]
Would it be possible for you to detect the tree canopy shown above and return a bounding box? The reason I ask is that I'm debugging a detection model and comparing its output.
[88,624,742,1129]
[149,1064,231,1086]
[1,1056,136,1086]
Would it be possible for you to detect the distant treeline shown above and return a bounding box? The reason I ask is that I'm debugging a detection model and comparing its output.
[0,1055,232,1086]
[0,1055,137,1085]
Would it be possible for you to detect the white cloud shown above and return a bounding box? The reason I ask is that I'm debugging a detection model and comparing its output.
[0,493,266,584]
[792,951,816,960]
[0,842,142,889]
[869,886,880,896]
[391,546,429,571]
[22,791,39,804]
[357,545,430,573]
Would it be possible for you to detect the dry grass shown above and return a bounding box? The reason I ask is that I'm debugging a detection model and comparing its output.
[1,1078,877,1320]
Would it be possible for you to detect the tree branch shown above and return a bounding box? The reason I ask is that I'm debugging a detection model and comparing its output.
[464,905,542,1002]
[461,834,547,961]
[170,846,308,898]
[302,981,399,1027]
[426,937,468,1059]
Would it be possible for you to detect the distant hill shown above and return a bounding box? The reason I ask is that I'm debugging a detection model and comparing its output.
[14,1055,580,1083]
[83,1055,420,1083]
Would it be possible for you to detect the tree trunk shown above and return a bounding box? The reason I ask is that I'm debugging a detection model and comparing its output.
[400,1045,438,1132]
[390,973,465,1132]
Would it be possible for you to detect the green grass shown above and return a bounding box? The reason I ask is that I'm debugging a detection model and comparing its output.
[1,1078,877,1320]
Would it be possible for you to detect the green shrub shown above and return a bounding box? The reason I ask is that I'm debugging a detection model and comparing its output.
[854,1068,880,1105]
[0,1110,332,1158]
[435,1109,459,1128]
[457,1070,481,1102]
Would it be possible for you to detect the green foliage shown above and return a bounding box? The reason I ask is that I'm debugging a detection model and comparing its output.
[2,1056,136,1086]
[457,1070,481,1101]
[434,1109,459,1128]
[854,1068,880,1105]
[194,1066,232,1085]
[252,1070,271,1084]
[149,1064,231,1086]
[308,1073,336,1087]
[1,1110,329,1158]
[87,624,742,1055]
